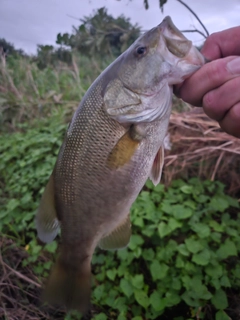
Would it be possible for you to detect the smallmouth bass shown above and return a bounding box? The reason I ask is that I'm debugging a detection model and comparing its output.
[36,16,205,312]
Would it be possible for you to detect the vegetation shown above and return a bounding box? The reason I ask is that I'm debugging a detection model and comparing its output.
[0,7,240,320]
[1,122,240,319]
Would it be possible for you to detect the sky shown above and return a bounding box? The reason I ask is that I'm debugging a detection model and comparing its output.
[1,0,240,54]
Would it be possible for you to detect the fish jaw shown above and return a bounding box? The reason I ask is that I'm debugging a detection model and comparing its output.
[157,16,205,84]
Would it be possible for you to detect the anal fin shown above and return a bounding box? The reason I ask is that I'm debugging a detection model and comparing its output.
[98,214,131,250]
[149,146,164,186]
[35,174,60,243]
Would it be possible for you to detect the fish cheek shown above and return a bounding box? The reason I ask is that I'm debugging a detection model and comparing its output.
[103,78,141,120]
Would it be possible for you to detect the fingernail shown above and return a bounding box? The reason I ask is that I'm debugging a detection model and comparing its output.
[227,57,240,75]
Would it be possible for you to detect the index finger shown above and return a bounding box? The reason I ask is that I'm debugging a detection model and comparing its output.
[202,26,240,60]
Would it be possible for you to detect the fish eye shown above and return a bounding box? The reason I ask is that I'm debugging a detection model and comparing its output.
[135,46,147,56]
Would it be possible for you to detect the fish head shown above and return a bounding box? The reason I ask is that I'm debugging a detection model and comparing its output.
[117,16,205,95]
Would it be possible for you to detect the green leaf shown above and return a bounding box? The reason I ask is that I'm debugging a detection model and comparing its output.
[150,260,169,280]
[161,201,172,214]
[191,276,212,300]
[216,239,238,259]
[181,291,200,307]
[106,269,117,281]
[131,274,144,289]
[192,248,211,266]
[178,244,190,256]
[129,234,144,250]
[120,278,133,298]
[142,248,155,261]
[185,238,204,254]
[209,220,224,232]
[134,290,149,309]
[158,221,171,238]
[168,217,182,231]
[210,196,229,212]
[205,263,223,279]
[215,310,230,320]
[6,198,20,211]
[164,290,181,307]
[150,259,161,281]
[180,185,193,194]
[150,291,165,311]
[113,297,127,312]
[93,313,108,320]
[45,241,58,253]
[191,223,210,238]
[220,275,231,288]
[176,255,185,268]
[211,289,228,310]
[171,278,182,290]
[173,205,193,220]
[93,284,105,301]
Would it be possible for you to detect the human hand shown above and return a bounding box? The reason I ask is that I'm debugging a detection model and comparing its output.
[176,26,240,138]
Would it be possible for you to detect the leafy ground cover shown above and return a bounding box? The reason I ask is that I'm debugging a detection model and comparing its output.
[0,120,240,319]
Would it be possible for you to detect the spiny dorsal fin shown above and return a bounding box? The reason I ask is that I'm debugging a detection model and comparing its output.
[149,146,164,186]
[35,174,60,243]
[98,214,131,250]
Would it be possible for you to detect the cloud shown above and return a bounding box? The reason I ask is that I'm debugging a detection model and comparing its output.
[0,0,239,54]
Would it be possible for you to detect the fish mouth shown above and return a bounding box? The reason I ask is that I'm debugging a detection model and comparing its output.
[159,16,205,68]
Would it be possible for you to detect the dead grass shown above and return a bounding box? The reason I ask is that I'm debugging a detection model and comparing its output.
[164,105,240,197]
[0,237,59,320]
[0,237,104,319]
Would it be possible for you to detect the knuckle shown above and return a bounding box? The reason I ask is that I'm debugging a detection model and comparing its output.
[203,90,215,111]
[206,32,218,44]
[206,61,223,83]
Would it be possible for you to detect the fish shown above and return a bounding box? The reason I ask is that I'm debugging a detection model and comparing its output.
[35,16,205,313]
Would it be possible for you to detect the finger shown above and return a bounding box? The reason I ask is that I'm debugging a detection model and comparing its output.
[218,102,240,138]
[178,56,240,106]
[202,77,240,121]
[201,26,240,60]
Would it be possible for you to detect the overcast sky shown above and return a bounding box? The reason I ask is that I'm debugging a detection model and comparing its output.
[1,0,240,54]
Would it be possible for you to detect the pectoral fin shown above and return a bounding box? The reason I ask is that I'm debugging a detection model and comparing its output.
[149,146,164,186]
[107,129,139,169]
[98,214,131,250]
[35,174,60,243]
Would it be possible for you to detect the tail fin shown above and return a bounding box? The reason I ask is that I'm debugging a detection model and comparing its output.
[44,247,92,313]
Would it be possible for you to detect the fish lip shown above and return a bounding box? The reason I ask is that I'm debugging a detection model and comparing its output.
[158,16,187,41]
